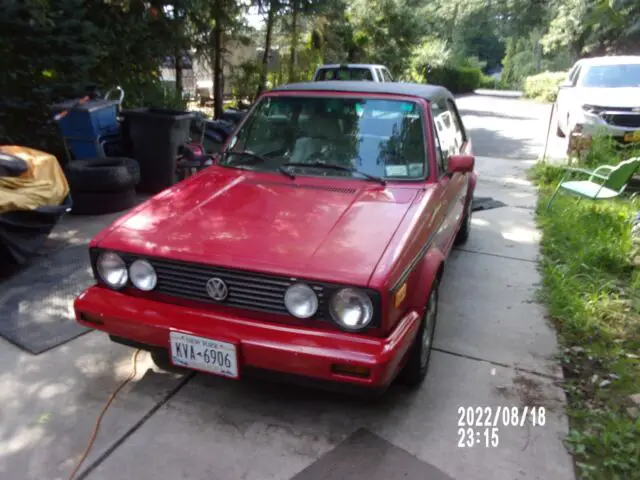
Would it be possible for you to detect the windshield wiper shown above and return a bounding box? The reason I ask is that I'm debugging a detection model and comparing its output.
[223,150,295,179]
[222,150,269,165]
[281,161,386,186]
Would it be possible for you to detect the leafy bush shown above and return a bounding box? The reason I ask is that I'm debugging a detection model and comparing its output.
[425,65,483,93]
[479,74,499,89]
[523,71,568,102]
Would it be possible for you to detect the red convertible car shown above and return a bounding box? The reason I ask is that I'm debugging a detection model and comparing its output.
[74,82,476,392]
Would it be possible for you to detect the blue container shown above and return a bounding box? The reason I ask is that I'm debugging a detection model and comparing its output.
[52,98,120,159]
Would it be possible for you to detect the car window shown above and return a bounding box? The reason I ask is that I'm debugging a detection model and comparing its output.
[446,99,465,148]
[430,99,458,163]
[372,68,382,82]
[570,66,582,86]
[314,67,374,81]
[382,69,394,82]
[567,63,579,83]
[432,123,446,176]
[224,96,429,181]
[579,63,640,88]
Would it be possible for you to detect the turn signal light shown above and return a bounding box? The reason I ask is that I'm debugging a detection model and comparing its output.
[331,364,371,378]
[79,312,104,326]
[393,282,407,308]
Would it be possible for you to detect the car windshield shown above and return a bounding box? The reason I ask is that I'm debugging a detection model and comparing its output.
[580,63,640,88]
[315,68,375,81]
[220,95,428,181]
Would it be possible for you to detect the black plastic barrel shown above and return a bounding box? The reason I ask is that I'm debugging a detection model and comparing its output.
[121,108,195,193]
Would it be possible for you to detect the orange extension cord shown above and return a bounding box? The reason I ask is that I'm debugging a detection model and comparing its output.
[68,349,142,480]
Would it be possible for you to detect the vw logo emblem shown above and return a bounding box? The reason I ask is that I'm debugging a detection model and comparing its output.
[206,277,228,301]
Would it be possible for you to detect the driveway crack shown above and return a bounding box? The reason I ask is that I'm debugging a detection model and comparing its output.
[456,248,538,263]
[76,372,196,479]
[432,347,561,381]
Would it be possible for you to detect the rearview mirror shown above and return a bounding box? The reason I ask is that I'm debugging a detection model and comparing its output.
[447,155,474,174]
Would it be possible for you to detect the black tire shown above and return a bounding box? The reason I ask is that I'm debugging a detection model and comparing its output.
[70,187,138,215]
[399,279,439,387]
[65,157,140,193]
[123,158,141,186]
[454,198,472,246]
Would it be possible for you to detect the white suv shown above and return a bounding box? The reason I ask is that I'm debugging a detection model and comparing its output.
[555,55,640,144]
[312,64,394,83]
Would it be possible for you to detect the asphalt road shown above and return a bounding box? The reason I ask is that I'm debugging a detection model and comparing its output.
[0,93,575,480]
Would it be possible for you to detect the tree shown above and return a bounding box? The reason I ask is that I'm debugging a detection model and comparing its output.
[348,0,428,77]
[542,0,640,57]
[255,0,285,97]
[190,0,247,118]
[0,0,98,148]
[283,0,331,82]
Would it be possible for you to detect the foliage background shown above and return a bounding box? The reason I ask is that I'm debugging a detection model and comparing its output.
[1,0,639,153]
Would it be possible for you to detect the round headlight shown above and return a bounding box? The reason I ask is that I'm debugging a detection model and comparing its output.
[96,252,128,289]
[329,288,374,331]
[284,283,318,319]
[129,259,157,291]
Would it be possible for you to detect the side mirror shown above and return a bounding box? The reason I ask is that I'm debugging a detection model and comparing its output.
[447,155,474,174]
[558,80,573,89]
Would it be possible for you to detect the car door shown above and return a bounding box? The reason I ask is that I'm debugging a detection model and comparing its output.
[430,98,468,252]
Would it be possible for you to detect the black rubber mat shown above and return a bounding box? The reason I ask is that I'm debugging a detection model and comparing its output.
[472,196,507,212]
[291,428,456,480]
[0,244,94,354]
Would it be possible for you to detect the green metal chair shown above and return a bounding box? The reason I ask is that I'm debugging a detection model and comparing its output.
[546,157,640,210]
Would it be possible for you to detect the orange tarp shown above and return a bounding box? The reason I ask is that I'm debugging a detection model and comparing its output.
[0,146,69,214]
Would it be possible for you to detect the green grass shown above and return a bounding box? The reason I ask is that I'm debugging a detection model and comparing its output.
[531,162,640,479]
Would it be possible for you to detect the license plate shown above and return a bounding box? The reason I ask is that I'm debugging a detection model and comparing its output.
[624,130,640,143]
[169,331,239,378]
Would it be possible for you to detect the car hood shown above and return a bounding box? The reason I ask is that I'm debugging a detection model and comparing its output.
[97,167,421,286]
[574,87,640,108]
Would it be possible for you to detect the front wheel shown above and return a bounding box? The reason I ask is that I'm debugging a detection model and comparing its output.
[398,280,439,387]
[454,199,472,246]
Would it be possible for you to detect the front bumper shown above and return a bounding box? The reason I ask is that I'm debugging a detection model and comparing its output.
[571,111,640,142]
[74,286,421,388]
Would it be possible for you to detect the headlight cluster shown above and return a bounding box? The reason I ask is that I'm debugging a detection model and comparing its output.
[581,104,604,115]
[284,283,375,331]
[96,252,157,291]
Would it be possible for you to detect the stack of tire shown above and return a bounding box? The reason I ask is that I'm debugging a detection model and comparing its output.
[64,157,140,215]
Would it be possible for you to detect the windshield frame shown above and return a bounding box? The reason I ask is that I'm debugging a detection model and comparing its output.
[218,91,432,184]
[578,63,640,88]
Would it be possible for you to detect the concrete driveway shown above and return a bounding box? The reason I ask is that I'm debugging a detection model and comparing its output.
[0,93,575,480]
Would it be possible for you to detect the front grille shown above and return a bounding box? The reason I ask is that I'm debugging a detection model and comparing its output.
[602,113,640,128]
[147,257,328,317]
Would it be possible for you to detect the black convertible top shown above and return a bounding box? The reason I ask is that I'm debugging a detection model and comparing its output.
[272,81,454,103]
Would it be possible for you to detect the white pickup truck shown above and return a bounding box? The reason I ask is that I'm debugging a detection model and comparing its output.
[312,64,394,82]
